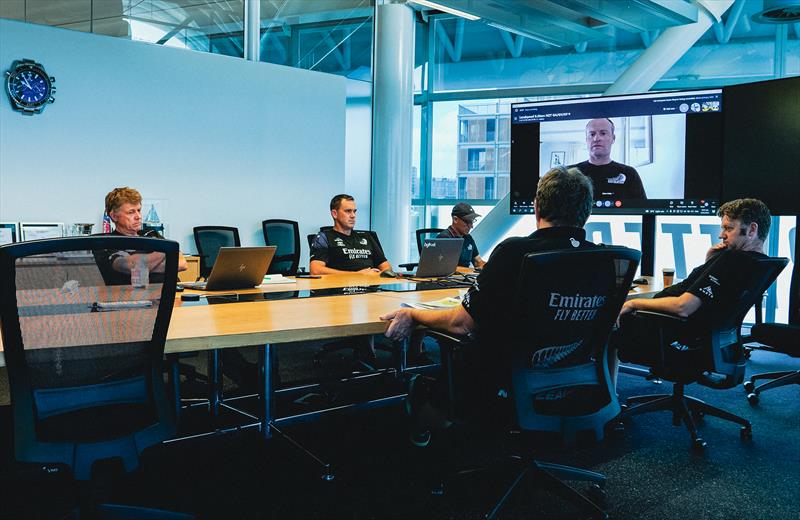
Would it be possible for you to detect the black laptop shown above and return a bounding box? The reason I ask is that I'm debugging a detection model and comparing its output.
[180,246,276,291]
[410,238,464,278]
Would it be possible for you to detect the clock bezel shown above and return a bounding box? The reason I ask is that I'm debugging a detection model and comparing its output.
[4,59,56,115]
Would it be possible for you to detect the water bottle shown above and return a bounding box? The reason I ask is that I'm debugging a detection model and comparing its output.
[130,254,149,288]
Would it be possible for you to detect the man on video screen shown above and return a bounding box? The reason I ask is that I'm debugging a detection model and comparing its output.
[571,118,647,201]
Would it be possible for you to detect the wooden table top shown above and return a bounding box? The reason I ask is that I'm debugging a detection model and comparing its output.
[0,272,664,366]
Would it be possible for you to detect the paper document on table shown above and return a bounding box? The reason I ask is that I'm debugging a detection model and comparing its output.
[258,274,296,286]
[401,294,464,310]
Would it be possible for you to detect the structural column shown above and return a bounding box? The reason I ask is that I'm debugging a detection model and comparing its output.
[244,0,260,62]
[370,2,415,264]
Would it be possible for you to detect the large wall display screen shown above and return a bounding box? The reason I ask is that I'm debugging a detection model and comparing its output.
[510,89,723,216]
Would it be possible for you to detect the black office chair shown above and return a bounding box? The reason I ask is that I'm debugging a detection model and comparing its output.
[193,225,241,279]
[427,247,640,519]
[0,236,191,518]
[617,254,788,449]
[262,219,301,275]
[744,260,800,403]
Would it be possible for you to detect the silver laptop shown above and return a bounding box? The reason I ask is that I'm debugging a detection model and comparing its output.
[412,238,464,278]
[181,246,276,291]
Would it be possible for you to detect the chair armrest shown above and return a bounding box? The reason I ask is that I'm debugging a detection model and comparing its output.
[398,262,418,271]
[426,330,475,347]
[634,310,688,325]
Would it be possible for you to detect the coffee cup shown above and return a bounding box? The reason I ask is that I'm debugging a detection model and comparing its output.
[662,267,675,287]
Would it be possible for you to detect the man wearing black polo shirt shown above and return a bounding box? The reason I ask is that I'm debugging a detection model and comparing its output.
[381,166,596,445]
[94,186,188,285]
[613,198,771,369]
[438,202,486,269]
[570,118,646,202]
[310,194,393,274]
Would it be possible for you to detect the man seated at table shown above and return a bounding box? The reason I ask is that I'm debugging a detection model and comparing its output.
[310,193,396,361]
[380,166,598,445]
[94,186,188,284]
[309,194,393,275]
[438,202,486,269]
[612,198,771,373]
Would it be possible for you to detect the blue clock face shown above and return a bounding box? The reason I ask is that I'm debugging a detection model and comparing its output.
[9,67,50,106]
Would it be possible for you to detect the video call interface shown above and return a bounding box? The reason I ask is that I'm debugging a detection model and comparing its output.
[510,89,724,216]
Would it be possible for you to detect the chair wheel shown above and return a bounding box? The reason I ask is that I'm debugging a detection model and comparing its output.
[743,381,755,393]
[740,426,753,441]
[586,483,608,509]
[692,437,707,450]
[746,393,759,405]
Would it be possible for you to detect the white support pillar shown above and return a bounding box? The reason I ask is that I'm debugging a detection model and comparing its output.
[604,0,733,95]
[244,0,260,62]
[371,2,415,264]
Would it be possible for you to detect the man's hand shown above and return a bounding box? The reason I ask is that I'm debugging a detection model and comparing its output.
[705,242,727,262]
[359,267,380,273]
[618,300,637,317]
[380,308,416,340]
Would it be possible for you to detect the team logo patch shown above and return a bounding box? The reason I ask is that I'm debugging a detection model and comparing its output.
[334,238,345,246]
[570,238,580,248]
[607,173,627,184]
[699,286,714,299]
[359,238,368,245]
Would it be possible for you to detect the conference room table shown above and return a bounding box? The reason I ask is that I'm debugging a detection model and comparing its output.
[0,271,663,442]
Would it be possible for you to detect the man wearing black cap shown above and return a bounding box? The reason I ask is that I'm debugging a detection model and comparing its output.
[437,202,486,269]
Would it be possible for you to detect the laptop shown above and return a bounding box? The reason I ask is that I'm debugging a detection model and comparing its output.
[180,246,276,291]
[411,238,464,278]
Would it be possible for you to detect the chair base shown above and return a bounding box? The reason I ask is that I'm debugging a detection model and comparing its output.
[437,455,608,519]
[620,382,752,449]
[744,370,800,404]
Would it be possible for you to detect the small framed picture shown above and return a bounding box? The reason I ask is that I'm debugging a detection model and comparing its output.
[550,151,566,168]
[20,222,65,241]
[0,222,20,245]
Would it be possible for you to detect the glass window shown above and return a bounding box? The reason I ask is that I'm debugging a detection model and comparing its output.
[412,105,422,200]
[773,216,796,324]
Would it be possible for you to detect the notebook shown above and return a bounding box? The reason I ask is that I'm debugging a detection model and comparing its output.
[412,238,464,278]
[180,246,276,291]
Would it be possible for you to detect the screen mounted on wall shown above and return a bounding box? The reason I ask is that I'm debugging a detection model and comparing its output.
[510,89,724,216]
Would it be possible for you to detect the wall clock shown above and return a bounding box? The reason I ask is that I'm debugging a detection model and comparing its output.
[5,59,56,115]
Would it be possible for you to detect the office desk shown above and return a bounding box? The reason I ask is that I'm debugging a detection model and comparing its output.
[0,272,661,439]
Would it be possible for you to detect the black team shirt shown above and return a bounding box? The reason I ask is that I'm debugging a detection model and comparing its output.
[310,229,387,271]
[572,161,647,201]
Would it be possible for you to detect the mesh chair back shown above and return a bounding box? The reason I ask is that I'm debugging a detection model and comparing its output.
[510,247,640,441]
[416,228,445,254]
[699,254,788,381]
[193,226,240,279]
[0,236,178,480]
[262,219,300,275]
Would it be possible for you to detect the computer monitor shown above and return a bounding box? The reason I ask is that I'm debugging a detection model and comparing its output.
[510,88,724,216]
